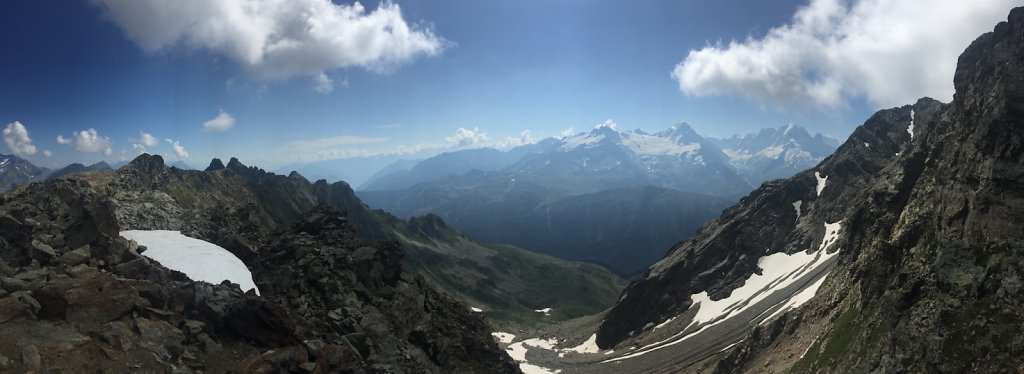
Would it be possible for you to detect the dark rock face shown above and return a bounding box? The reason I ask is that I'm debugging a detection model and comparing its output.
[597,7,1024,372]
[252,205,517,373]
[205,158,226,172]
[0,156,518,372]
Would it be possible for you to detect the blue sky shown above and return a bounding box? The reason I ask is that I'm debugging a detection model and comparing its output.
[1,0,1020,169]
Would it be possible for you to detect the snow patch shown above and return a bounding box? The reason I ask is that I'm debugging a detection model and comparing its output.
[120,230,260,295]
[492,332,516,344]
[864,142,870,148]
[506,342,529,361]
[653,316,676,330]
[534,307,552,315]
[563,334,600,354]
[560,133,605,151]
[604,221,843,363]
[758,271,830,325]
[506,337,561,373]
[470,307,483,313]
[819,221,842,252]
[908,109,915,140]
[814,171,828,196]
[792,200,803,222]
[621,132,701,156]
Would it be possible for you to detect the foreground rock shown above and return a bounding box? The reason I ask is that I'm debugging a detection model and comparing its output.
[0,166,517,372]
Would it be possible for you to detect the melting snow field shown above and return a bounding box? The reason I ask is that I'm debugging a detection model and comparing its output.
[563,334,600,354]
[606,221,843,363]
[120,230,260,295]
[792,200,803,222]
[815,171,828,196]
[492,332,517,344]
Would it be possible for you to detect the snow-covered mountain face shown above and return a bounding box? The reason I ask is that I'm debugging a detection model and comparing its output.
[711,124,838,186]
[0,153,48,191]
[512,122,751,198]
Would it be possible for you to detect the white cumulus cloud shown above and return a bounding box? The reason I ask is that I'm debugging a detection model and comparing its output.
[202,110,235,132]
[71,128,114,155]
[165,138,189,159]
[131,132,160,155]
[497,130,536,149]
[90,0,447,80]
[139,132,158,147]
[671,0,1022,108]
[3,121,38,157]
[559,127,576,138]
[446,127,489,148]
[43,150,52,157]
[56,135,72,145]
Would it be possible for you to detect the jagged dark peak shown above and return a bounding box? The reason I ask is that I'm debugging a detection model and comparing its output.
[225,157,246,170]
[287,170,308,182]
[408,213,452,239]
[125,153,165,175]
[205,158,225,171]
[953,7,1024,113]
[224,157,274,180]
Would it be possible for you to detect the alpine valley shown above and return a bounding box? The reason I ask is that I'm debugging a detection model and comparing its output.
[358,123,837,274]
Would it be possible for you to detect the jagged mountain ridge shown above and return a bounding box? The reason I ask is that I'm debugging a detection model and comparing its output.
[710,124,839,186]
[118,155,625,324]
[585,7,1024,373]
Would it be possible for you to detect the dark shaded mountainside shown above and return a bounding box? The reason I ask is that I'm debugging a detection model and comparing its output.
[585,7,1024,373]
[0,156,519,373]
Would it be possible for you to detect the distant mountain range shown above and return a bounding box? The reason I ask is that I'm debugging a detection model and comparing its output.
[358,123,836,274]
[0,156,195,192]
[0,153,49,191]
[709,123,840,185]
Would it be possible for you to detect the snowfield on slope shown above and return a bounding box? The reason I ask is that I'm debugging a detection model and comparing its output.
[120,230,260,295]
[606,221,843,363]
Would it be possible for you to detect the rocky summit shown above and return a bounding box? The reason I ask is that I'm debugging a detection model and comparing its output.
[0,156,517,372]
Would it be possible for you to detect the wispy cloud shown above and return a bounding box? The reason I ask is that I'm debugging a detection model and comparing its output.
[312,72,334,94]
[283,135,388,151]
[672,0,1020,108]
